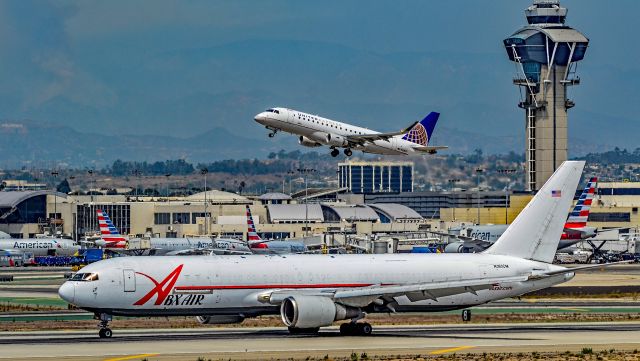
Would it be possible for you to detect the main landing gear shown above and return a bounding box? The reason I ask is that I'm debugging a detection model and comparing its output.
[96,313,113,338]
[344,148,353,157]
[330,148,340,157]
[339,321,373,336]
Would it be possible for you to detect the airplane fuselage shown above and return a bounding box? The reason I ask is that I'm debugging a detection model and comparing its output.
[0,238,79,257]
[60,253,571,317]
[254,108,424,155]
[97,237,251,255]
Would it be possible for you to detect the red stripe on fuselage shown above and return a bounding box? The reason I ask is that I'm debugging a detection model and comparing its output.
[174,283,376,291]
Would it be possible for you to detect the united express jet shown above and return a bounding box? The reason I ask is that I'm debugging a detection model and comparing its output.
[254,108,447,157]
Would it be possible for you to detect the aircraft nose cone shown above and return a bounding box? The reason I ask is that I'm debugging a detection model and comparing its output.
[58,282,75,304]
[254,113,267,124]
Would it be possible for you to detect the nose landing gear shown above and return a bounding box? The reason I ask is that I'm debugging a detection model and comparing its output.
[96,313,113,338]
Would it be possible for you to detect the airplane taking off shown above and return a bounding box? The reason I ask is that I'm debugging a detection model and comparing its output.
[94,210,252,255]
[60,161,625,338]
[443,177,603,253]
[254,108,447,157]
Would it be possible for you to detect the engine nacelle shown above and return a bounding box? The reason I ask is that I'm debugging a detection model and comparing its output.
[195,315,245,324]
[280,295,360,329]
[325,133,348,147]
[444,242,466,253]
[298,136,322,148]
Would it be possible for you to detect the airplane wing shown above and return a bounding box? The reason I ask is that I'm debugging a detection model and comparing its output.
[411,145,449,154]
[430,231,493,249]
[261,275,529,306]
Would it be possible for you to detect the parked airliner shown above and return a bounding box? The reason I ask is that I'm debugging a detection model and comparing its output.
[94,210,252,255]
[254,108,447,157]
[0,238,79,257]
[59,161,624,338]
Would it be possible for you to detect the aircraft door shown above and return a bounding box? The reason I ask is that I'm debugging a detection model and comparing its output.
[123,269,136,292]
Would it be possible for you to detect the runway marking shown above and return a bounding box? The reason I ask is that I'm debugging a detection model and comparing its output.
[559,307,589,312]
[103,353,159,361]
[429,345,475,355]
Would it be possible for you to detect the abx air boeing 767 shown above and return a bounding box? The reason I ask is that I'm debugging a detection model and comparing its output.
[59,161,626,338]
[254,108,447,157]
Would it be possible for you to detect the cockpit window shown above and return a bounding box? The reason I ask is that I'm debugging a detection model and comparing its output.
[71,272,99,282]
[265,109,280,114]
[274,109,280,114]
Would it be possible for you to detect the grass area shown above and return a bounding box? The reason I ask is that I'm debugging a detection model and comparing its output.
[262,349,640,360]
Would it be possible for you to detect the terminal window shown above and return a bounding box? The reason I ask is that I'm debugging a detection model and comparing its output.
[154,213,170,225]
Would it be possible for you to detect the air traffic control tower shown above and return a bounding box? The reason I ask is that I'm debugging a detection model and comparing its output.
[504,0,589,191]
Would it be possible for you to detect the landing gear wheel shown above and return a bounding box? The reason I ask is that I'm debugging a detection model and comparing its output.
[98,328,112,338]
[331,148,340,157]
[268,132,276,138]
[339,322,372,336]
[344,148,353,157]
[288,326,320,335]
[462,309,471,322]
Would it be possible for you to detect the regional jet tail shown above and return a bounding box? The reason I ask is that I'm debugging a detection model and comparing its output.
[254,107,447,157]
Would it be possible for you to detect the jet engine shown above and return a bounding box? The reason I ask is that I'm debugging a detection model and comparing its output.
[325,133,348,147]
[298,136,323,148]
[444,242,466,253]
[280,295,360,329]
[195,315,245,324]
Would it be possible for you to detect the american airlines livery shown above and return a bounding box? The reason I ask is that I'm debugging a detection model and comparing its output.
[59,161,622,338]
[95,210,252,255]
[443,177,601,253]
[254,108,447,157]
[246,205,307,254]
[0,238,79,257]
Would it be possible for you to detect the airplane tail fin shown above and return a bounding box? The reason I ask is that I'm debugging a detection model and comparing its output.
[402,112,440,146]
[246,205,263,244]
[485,161,585,263]
[564,177,597,228]
[96,210,127,245]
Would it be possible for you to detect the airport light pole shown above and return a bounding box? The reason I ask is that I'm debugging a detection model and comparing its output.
[475,168,483,225]
[447,178,460,221]
[497,168,517,224]
[87,169,95,204]
[165,173,171,199]
[51,171,59,235]
[201,168,209,235]
[287,170,295,195]
[297,167,316,238]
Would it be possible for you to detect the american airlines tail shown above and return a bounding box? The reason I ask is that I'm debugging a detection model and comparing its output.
[97,210,127,248]
[565,177,597,229]
[245,205,264,246]
[401,112,440,146]
[486,161,585,263]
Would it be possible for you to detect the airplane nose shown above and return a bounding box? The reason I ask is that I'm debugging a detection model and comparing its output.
[58,282,75,304]
[254,113,267,124]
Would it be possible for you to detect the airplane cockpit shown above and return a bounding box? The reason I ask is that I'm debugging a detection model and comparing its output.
[265,108,280,114]
[70,272,99,282]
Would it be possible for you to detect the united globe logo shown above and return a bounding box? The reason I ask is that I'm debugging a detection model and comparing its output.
[404,123,428,146]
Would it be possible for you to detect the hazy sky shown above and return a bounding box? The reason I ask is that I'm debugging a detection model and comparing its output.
[0,0,637,154]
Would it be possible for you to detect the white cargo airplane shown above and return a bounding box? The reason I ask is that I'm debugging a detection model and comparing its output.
[59,161,621,338]
[254,108,447,157]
